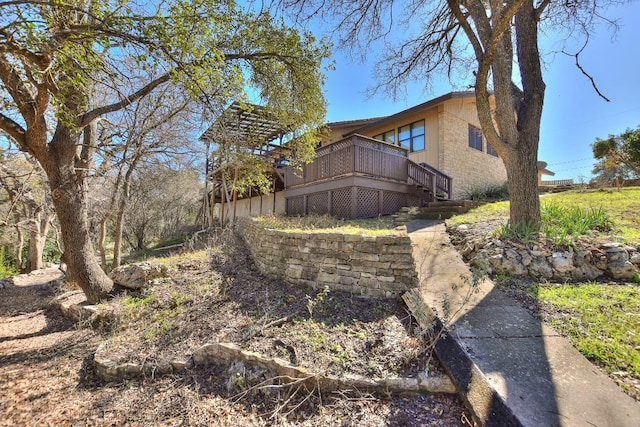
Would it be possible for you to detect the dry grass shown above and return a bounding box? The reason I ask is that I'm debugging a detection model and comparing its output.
[0,231,470,426]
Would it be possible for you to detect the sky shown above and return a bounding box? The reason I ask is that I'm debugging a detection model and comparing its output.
[318,2,640,182]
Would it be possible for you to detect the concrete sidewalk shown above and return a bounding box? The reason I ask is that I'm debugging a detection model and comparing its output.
[406,219,640,427]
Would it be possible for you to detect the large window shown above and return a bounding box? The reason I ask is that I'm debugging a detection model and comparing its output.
[373,130,395,144]
[398,120,425,152]
[468,125,483,151]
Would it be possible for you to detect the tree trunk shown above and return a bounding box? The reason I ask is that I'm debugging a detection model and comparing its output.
[97,216,109,270]
[468,0,544,229]
[113,198,126,269]
[51,182,113,302]
[42,128,114,303]
[14,224,24,272]
[502,141,541,226]
[25,214,51,272]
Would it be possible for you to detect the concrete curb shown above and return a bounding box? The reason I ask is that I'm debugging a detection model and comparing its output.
[431,316,521,427]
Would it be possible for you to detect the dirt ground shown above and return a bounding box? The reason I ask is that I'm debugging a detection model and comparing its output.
[0,237,471,426]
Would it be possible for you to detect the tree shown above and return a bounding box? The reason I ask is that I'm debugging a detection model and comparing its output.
[122,166,202,251]
[590,159,635,187]
[0,149,57,272]
[592,126,640,179]
[281,0,613,229]
[91,78,201,270]
[0,1,328,302]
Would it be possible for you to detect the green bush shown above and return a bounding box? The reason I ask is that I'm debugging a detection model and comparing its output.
[541,203,614,245]
[464,182,509,201]
[494,203,614,245]
[0,246,17,279]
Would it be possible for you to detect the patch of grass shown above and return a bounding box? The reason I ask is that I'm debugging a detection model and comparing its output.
[494,220,538,243]
[449,200,510,225]
[0,246,17,279]
[449,186,640,243]
[256,214,396,236]
[531,283,640,381]
[294,318,328,352]
[541,203,613,244]
[122,294,156,310]
[143,250,209,267]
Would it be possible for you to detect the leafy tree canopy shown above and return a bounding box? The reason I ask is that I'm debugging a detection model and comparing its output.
[0,0,329,302]
[592,126,640,177]
[0,0,329,144]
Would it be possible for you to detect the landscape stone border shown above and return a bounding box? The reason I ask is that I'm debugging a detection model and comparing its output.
[93,340,457,394]
[55,288,457,395]
[236,217,418,297]
[450,224,640,282]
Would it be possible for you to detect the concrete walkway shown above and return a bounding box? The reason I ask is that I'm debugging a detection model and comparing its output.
[406,219,640,427]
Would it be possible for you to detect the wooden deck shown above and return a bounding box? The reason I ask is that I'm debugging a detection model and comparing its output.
[283,135,451,219]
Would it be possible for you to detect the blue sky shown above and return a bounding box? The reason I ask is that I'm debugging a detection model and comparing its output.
[320,2,640,182]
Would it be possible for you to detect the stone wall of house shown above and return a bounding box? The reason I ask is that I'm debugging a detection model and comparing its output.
[237,217,418,297]
[439,108,508,199]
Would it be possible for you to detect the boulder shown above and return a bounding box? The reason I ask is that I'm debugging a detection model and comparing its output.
[607,260,639,281]
[0,277,14,289]
[109,262,168,290]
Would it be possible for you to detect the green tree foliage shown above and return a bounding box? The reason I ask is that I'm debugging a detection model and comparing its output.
[0,0,329,302]
[592,127,640,179]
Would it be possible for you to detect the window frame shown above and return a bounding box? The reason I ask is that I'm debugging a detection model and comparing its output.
[468,124,483,151]
[398,120,425,153]
[373,130,395,144]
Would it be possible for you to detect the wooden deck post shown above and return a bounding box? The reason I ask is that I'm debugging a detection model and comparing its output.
[351,187,358,218]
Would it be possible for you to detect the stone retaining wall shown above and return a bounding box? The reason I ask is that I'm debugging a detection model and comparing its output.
[236,218,418,297]
[451,224,640,282]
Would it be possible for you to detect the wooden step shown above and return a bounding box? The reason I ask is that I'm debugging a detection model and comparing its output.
[420,205,468,214]
[415,211,455,220]
[425,200,478,209]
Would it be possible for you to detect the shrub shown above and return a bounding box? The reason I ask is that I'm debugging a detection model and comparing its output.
[0,246,17,279]
[464,182,509,201]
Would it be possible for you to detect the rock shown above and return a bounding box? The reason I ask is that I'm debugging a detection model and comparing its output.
[551,252,574,275]
[109,262,168,290]
[486,249,527,276]
[607,260,639,281]
[526,258,554,280]
[0,277,14,289]
[601,242,625,252]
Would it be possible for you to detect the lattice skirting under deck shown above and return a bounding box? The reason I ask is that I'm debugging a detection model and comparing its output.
[285,187,412,219]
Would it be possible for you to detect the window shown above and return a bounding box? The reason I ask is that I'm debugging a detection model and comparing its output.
[468,125,483,151]
[398,120,425,152]
[373,131,395,144]
[487,142,499,157]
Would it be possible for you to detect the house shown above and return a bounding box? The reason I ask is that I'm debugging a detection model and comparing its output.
[537,161,555,185]
[201,92,508,222]
[321,92,507,199]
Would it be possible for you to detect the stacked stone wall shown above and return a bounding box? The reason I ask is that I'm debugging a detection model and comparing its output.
[452,224,640,282]
[237,218,418,297]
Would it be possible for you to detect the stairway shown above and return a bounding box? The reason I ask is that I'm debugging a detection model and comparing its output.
[393,200,479,226]
[415,200,479,220]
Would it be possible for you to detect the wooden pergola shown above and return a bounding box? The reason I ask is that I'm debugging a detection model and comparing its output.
[199,102,291,227]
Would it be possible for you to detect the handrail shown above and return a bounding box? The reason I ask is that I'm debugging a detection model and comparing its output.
[414,161,452,200]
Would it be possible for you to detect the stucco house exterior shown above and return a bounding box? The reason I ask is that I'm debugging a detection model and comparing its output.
[202,91,508,221]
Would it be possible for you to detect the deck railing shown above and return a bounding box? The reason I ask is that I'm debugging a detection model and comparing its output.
[418,162,452,200]
[285,135,409,188]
